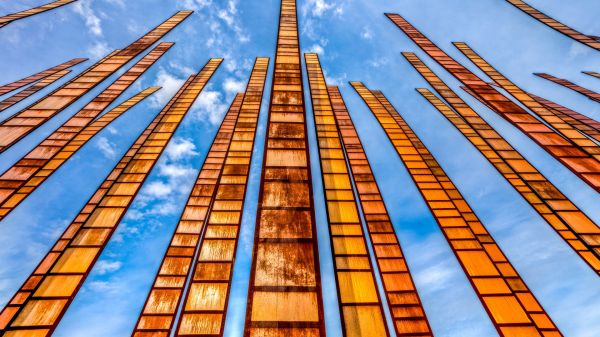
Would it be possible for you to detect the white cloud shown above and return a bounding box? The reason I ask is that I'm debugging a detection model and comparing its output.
[95,261,122,275]
[151,68,185,107]
[361,27,373,40]
[159,163,195,179]
[303,0,336,17]
[223,78,245,94]
[142,181,172,198]
[164,138,198,160]
[191,89,228,125]
[307,44,325,55]
[368,56,389,68]
[96,137,117,159]
[88,41,110,59]
[73,0,103,37]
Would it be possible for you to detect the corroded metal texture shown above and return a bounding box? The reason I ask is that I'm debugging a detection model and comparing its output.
[386,13,600,192]
[328,85,433,337]
[243,1,326,336]
[0,58,86,96]
[0,0,78,28]
[352,82,563,337]
[305,53,390,337]
[453,42,600,160]
[173,57,269,337]
[0,59,222,337]
[528,93,600,143]
[505,0,600,51]
[132,93,243,337]
[0,11,191,152]
[0,70,71,112]
[535,73,600,103]
[0,42,173,221]
[403,52,600,275]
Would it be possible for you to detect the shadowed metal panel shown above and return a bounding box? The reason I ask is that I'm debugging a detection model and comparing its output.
[0,59,222,337]
[0,43,172,221]
[0,0,78,28]
[305,53,390,337]
[0,58,86,96]
[386,13,600,192]
[173,57,269,337]
[243,1,326,336]
[534,73,600,103]
[0,11,191,152]
[0,70,71,112]
[505,0,600,52]
[132,93,243,337]
[328,85,433,336]
[352,82,563,337]
[583,72,600,80]
[453,42,600,159]
[403,51,600,274]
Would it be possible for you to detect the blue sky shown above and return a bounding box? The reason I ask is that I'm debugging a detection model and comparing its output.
[1,0,600,336]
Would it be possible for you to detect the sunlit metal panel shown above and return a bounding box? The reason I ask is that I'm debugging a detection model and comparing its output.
[0,70,71,112]
[327,85,433,336]
[0,58,86,96]
[0,0,78,28]
[243,1,326,336]
[351,82,563,337]
[386,13,600,192]
[0,59,222,336]
[0,11,191,152]
[534,73,600,103]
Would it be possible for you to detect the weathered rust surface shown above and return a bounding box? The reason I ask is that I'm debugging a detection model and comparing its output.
[535,73,600,103]
[0,58,86,96]
[0,0,78,28]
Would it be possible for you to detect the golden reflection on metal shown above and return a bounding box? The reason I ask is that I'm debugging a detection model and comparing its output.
[505,0,600,52]
[386,13,600,192]
[0,0,78,28]
[0,59,222,337]
[0,58,86,96]
[305,53,390,337]
[327,85,433,336]
[0,11,192,152]
[527,93,600,143]
[0,70,71,112]
[403,52,600,275]
[132,93,243,337]
[535,73,600,103]
[243,1,326,336]
[453,42,600,160]
[351,82,563,337]
[0,42,173,221]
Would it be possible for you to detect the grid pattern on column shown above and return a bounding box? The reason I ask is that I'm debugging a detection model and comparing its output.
[175,57,269,337]
[386,13,600,192]
[0,58,221,337]
[0,87,160,221]
[504,0,600,51]
[0,11,191,152]
[0,0,78,28]
[243,1,326,336]
[405,51,600,273]
[305,53,390,337]
[0,70,71,112]
[328,86,433,337]
[0,43,173,221]
[534,73,600,103]
[132,93,244,337]
[405,53,600,273]
[351,82,563,337]
[583,72,600,80]
[453,42,600,160]
[0,58,86,96]
[527,93,600,143]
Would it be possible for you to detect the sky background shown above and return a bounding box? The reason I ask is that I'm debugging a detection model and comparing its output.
[0,0,600,336]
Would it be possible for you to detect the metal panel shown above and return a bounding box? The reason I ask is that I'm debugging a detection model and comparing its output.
[171,57,269,337]
[305,53,389,337]
[505,0,600,52]
[0,59,222,337]
[386,13,600,192]
[402,52,600,274]
[0,43,172,221]
[327,86,433,336]
[132,92,244,337]
[453,42,600,159]
[534,73,600,103]
[351,82,563,337]
[0,11,191,152]
[582,72,600,80]
[0,58,86,97]
[0,70,71,112]
[0,0,78,28]
[243,1,326,336]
